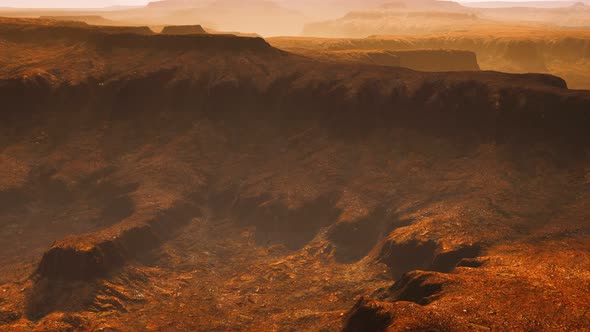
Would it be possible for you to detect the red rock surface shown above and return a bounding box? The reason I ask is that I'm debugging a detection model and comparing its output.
[0,17,590,331]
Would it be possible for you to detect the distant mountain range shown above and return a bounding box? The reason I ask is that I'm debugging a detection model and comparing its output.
[462,1,589,8]
[0,0,589,37]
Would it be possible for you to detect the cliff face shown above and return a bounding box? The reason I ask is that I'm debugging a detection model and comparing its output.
[269,33,590,89]
[393,49,480,71]
[161,25,208,35]
[2,18,590,331]
[281,49,480,72]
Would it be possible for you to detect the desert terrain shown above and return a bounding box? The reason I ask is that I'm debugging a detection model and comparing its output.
[3,0,590,89]
[269,29,590,90]
[0,0,590,331]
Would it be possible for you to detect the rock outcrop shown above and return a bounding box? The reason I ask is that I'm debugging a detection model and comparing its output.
[161,24,207,35]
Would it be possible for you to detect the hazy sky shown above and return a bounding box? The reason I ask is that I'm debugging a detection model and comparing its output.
[0,0,150,8]
[0,0,575,9]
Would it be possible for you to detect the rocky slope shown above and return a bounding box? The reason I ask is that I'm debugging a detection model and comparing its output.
[1,18,590,331]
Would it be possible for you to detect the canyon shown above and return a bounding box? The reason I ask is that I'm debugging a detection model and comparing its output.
[0,7,589,332]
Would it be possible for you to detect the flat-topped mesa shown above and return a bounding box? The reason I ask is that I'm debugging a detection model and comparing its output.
[96,33,278,53]
[161,25,208,35]
[0,22,277,53]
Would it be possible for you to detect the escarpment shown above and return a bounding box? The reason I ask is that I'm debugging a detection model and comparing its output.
[392,49,480,71]
[1,32,587,146]
[0,21,274,53]
[269,33,590,89]
[288,49,480,72]
[161,25,208,35]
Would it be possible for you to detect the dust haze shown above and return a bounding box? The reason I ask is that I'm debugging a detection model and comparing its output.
[1,1,590,331]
